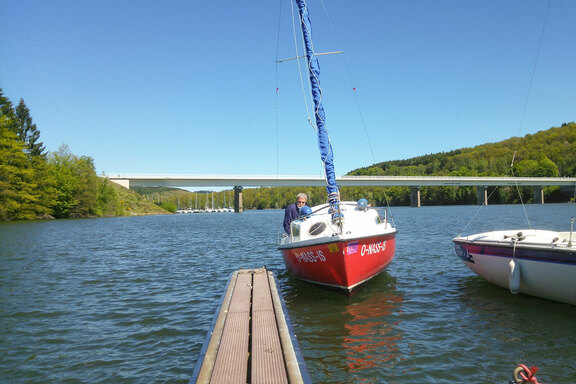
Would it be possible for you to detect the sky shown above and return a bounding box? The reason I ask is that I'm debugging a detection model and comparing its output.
[2,0,575,179]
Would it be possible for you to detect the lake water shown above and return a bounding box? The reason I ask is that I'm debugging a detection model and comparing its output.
[1,204,575,383]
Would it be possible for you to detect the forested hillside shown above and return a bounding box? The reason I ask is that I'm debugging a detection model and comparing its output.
[0,90,168,221]
[350,123,576,178]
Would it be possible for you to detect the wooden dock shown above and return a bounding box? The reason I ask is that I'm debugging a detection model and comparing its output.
[191,267,311,384]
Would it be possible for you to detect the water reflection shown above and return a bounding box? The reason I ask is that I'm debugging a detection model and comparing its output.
[282,272,405,380]
[342,290,404,372]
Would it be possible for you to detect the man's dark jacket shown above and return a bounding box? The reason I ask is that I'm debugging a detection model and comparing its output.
[283,203,299,234]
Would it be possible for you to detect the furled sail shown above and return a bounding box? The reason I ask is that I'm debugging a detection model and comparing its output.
[295,0,341,215]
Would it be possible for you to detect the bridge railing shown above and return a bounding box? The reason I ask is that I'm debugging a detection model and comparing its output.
[104,174,576,188]
[103,174,576,208]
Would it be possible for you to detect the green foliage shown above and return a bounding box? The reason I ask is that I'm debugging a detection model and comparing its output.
[48,145,82,218]
[347,122,575,204]
[352,123,576,178]
[0,128,41,219]
[15,99,45,157]
[109,181,170,216]
[0,89,169,221]
[0,90,17,133]
[159,201,177,213]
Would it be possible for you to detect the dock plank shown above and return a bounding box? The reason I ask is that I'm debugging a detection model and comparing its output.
[210,271,252,383]
[191,267,310,384]
[252,270,288,384]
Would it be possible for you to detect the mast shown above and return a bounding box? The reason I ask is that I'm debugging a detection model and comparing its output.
[295,0,342,218]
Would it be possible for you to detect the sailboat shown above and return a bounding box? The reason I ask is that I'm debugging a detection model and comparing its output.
[277,0,397,293]
[453,227,576,305]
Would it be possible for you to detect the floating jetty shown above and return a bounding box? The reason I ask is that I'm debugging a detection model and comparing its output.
[191,267,311,383]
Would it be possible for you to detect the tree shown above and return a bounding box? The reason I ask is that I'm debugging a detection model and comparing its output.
[31,154,57,217]
[15,99,45,158]
[0,128,41,220]
[0,90,17,133]
[535,155,559,177]
[48,145,80,218]
[47,145,99,218]
[160,201,177,212]
[0,91,45,220]
[514,155,559,177]
[14,98,54,216]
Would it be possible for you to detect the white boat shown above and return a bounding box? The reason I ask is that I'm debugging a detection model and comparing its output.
[453,228,576,305]
[277,0,397,293]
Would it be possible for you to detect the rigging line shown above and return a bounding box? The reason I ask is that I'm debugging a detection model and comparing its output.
[304,1,339,189]
[292,0,325,179]
[517,0,552,134]
[318,0,394,216]
[297,0,334,186]
[300,0,325,135]
[458,157,528,237]
[459,185,502,236]
[457,183,503,237]
[511,0,550,230]
[510,157,532,229]
[458,202,486,238]
[460,3,550,236]
[291,0,315,132]
[302,6,328,143]
[317,0,376,163]
[275,0,283,178]
[276,51,343,63]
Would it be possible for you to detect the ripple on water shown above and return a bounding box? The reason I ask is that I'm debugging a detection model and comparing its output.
[2,207,576,383]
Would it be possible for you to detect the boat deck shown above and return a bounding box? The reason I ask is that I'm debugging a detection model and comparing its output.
[191,267,310,384]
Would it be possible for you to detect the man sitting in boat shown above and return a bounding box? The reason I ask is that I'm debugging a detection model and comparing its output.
[283,193,307,234]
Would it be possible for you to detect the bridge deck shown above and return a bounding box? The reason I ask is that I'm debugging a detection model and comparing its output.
[107,174,576,189]
[191,267,310,384]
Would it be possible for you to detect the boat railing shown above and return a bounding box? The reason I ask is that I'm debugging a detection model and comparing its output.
[378,207,388,226]
[305,202,390,224]
[278,232,289,245]
[279,201,393,246]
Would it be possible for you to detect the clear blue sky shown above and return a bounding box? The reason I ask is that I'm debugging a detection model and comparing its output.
[2,0,574,178]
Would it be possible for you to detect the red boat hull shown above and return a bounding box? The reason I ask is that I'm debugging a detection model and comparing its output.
[280,233,396,292]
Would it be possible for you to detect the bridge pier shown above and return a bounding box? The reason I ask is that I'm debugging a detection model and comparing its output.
[533,186,544,204]
[477,186,488,205]
[234,186,243,213]
[410,186,421,208]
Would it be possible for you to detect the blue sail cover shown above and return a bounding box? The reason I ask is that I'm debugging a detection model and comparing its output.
[295,0,340,205]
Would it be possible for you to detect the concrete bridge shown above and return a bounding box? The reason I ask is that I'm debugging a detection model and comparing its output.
[105,174,576,211]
